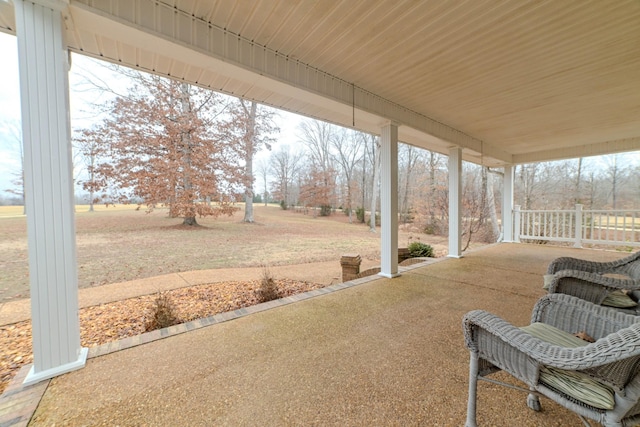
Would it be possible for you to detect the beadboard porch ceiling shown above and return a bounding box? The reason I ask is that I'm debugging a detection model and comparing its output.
[1,0,639,166]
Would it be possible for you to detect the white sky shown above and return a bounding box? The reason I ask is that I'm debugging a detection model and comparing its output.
[0,33,21,192]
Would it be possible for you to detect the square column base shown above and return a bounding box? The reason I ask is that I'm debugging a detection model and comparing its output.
[23,347,88,386]
[378,272,401,279]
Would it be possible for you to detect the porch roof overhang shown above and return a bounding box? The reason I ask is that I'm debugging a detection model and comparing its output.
[1,0,639,167]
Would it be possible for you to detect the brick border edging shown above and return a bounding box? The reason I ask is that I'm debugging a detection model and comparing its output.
[0,365,48,427]
[0,268,410,427]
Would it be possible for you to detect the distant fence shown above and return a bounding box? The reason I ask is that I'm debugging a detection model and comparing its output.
[514,204,640,248]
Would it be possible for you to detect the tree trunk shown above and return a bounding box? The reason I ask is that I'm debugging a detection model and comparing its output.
[369,139,380,232]
[401,145,415,225]
[182,216,197,226]
[361,147,366,219]
[88,154,95,212]
[21,170,26,215]
[611,155,618,209]
[243,101,257,223]
[575,157,583,205]
[347,183,353,224]
[428,152,437,227]
[486,168,500,241]
[179,82,197,226]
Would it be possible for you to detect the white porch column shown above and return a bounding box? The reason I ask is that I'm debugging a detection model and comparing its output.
[15,0,87,385]
[448,147,462,258]
[574,204,583,248]
[379,122,399,278]
[501,165,515,242]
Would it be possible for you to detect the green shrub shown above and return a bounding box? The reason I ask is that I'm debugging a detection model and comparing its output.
[355,207,365,223]
[319,205,332,216]
[145,292,179,332]
[280,200,288,210]
[408,241,434,258]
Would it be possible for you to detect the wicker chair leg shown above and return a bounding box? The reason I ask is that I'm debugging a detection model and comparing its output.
[527,392,541,411]
[465,351,479,427]
[600,413,623,427]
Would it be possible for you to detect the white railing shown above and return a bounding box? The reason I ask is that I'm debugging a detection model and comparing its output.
[514,204,640,248]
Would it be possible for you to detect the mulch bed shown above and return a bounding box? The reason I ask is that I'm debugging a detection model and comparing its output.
[0,278,326,395]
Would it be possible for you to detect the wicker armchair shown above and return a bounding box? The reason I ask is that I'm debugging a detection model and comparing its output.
[463,293,640,427]
[546,251,640,313]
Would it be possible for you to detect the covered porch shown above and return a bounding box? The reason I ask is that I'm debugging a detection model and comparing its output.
[0,0,638,394]
[4,244,626,426]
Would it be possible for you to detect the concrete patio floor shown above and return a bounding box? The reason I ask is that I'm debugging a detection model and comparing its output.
[10,244,632,426]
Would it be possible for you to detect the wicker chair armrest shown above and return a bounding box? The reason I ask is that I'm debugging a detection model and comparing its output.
[547,251,640,275]
[549,270,637,290]
[547,256,610,274]
[464,296,640,371]
[607,251,640,270]
[547,270,637,305]
[532,294,639,336]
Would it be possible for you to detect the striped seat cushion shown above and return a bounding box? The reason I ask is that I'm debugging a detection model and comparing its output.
[602,289,637,308]
[521,322,615,410]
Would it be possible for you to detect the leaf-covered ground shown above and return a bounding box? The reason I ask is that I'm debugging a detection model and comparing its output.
[0,278,325,395]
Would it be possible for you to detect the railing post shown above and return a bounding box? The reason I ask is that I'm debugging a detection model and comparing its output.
[514,205,521,243]
[574,204,583,248]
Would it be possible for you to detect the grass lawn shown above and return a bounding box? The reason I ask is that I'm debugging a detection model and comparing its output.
[0,204,450,302]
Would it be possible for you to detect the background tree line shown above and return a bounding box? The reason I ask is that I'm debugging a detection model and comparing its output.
[263,118,640,247]
[1,60,638,243]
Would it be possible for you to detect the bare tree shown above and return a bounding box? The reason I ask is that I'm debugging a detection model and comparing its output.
[270,145,303,209]
[332,129,363,223]
[298,119,333,172]
[364,133,381,232]
[516,163,540,210]
[483,167,500,241]
[602,154,627,209]
[224,99,278,223]
[398,143,421,224]
[297,119,338,212]
[461,164,487,250]
[299,167,337,217]
[575,157,583,205]
[255,157,270,206]
[1,120,24,213]
[426,151,446,232]
[74,126,107,212]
